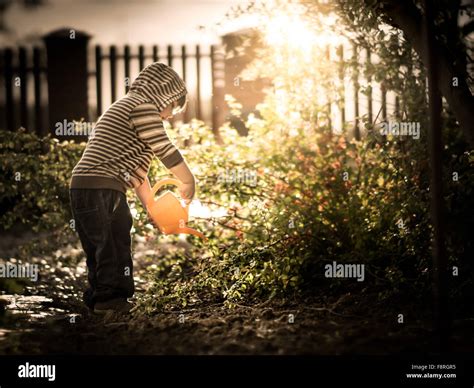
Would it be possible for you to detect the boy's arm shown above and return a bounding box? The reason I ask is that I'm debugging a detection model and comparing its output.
[130,103,184,168]
[131,103,195,203]
[135,176,153,209]
[135,165,195,209]
[169,160,195,204]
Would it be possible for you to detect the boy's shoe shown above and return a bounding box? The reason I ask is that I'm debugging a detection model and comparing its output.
[94,298,133,314]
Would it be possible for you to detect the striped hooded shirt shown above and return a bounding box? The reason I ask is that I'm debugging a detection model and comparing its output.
[70,62,187,193]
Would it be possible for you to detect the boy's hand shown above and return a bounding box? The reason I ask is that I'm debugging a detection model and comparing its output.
[179,180,195,205]
[146,209,159,229]
[168,160,196,205]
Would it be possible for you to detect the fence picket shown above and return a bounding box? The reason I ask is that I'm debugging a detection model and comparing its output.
[110,45,117,103]
[33,47,43,136]
[4,48,14,131]
[19,47,28,130]
[195,44,201,120]
[95,45,103,117]
[124,45,131,93]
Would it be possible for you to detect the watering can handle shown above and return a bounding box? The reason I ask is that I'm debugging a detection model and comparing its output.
[148,178,190,210]
[150,178,182,197]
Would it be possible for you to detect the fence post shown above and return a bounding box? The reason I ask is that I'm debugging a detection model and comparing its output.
[366,47,373,127]
[33,47,43,136]
[110,45,117,103]
[95,45,102,117]
[19,47,28,130]
[326,46,332,129]
[152,45,159,62]
[124,45,131,94]
[195,45,202,120]
[139,45,145,70]
[3,48,14,131]
[352,43,360,141]
[211,45,225,144]
[181,45,190,123]
[43,28,91,140]
[338,44,345,132]
[167,45,173,67]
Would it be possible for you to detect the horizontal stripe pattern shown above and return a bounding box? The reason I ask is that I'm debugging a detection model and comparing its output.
[71,62,187,191]
[129,62,187,113]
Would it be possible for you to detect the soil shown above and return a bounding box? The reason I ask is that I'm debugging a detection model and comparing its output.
[1,229,473,356]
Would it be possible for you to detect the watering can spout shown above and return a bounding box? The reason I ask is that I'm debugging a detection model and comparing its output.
[147,178,207,241]
[178,227,208,241]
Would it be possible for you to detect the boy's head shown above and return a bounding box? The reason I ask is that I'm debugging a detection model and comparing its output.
[129,62,188,120]
[159,94,188,120]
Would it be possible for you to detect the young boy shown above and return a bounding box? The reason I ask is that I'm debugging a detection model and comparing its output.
[69,62,195,314]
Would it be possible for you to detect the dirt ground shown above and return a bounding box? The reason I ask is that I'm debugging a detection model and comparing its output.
[1,230,473,356]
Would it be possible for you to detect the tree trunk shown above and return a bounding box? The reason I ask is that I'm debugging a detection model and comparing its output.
[382,0,474,147]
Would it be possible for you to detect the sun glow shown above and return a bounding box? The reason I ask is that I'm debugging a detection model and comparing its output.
[263,12,344,52]
[256,3,347,133]
[187,199,228,219]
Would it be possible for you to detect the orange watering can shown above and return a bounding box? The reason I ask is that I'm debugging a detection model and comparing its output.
[146,178,207,240]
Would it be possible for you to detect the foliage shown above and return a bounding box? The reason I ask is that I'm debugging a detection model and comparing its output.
[136,114,474,312]
[1,122,472,313]
[333,0,474,91]
[0,128,84,232]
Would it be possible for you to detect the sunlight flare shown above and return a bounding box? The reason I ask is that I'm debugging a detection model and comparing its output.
[187,199,228,219]
[263,10,344,52]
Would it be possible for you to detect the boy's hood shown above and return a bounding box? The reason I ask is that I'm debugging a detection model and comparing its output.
[129,62,187,112]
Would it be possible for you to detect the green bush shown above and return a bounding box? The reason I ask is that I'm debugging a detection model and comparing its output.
[1,120,472,315]
[136,116,474,312]
[0,129,84,232]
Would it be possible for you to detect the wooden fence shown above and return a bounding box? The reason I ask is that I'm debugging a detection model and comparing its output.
[0,28,406,139]
[0,29,225,138]
[0,46,47,135]
[92,44,224,127]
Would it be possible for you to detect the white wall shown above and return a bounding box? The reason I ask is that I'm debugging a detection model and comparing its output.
[1,0,243,45]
